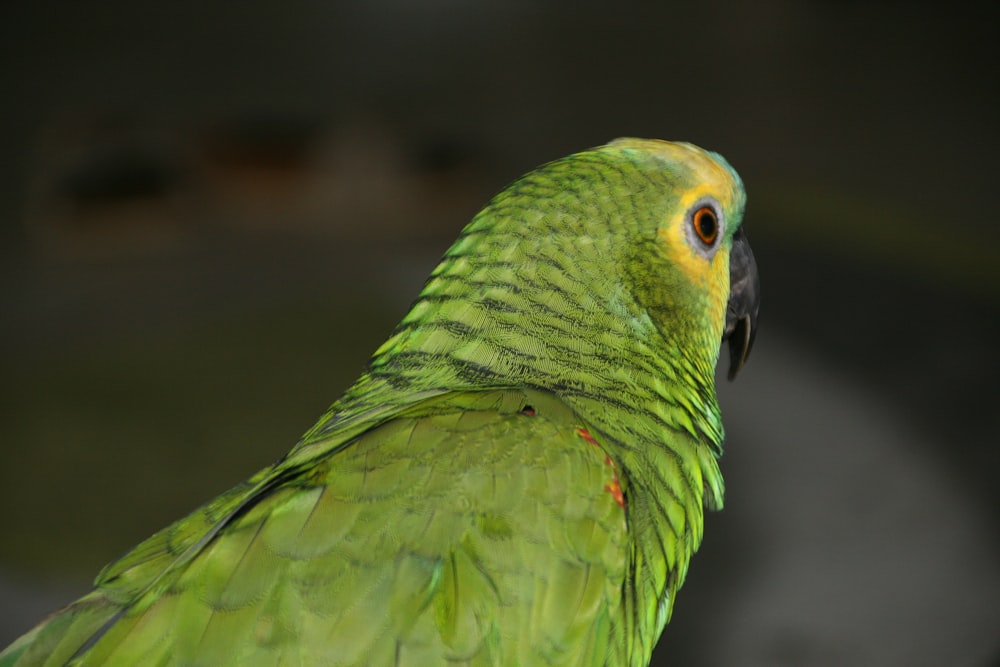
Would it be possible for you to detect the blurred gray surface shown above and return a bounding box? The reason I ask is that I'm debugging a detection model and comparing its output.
[659,335,1000,666]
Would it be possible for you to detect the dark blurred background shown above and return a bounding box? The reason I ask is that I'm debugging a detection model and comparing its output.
[1,2,998,665]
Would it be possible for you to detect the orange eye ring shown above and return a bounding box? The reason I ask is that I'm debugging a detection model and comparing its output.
[692,206,719,245]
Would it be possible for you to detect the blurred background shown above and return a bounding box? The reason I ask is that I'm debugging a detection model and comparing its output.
[1,2,998,665]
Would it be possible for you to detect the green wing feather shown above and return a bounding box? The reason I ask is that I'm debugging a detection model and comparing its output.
[5,390,631,666]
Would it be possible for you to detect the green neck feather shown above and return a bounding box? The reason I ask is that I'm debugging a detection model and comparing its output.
[299,148,725,501]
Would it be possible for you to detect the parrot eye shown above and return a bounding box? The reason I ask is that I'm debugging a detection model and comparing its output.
[683,198,725,258]
[692,206,719,246]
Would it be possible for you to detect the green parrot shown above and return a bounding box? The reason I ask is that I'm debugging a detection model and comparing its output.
[1,137,758,667]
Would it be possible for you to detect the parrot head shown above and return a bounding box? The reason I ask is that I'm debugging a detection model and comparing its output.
[602,138,759,383]
[361,137,757,439]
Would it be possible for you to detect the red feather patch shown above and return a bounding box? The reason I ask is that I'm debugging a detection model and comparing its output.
[575,427,625,509]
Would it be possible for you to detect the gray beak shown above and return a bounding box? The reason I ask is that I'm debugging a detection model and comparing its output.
[723,229,759,380]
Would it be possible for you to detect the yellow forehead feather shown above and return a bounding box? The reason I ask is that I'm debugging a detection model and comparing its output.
[605,137,741,213]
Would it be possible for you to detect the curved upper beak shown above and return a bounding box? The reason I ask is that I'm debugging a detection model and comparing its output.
[723,229,759,380]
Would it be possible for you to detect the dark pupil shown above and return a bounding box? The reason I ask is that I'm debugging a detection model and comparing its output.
[698,210,716,239]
